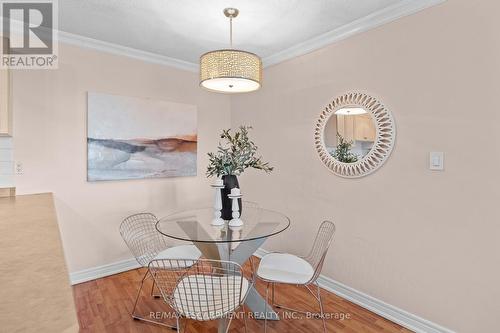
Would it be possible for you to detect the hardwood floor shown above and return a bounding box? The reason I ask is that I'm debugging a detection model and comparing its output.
[73,258,412,332]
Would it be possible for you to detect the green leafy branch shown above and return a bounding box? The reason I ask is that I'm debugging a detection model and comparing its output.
[332,133,359,163]
[206,126,274,177]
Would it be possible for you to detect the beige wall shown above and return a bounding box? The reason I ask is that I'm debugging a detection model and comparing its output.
[13,44,231,273]
[231,1,499,332]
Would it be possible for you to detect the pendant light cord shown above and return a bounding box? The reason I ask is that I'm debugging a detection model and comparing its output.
[224,8,238,49]
[229,17,233,48]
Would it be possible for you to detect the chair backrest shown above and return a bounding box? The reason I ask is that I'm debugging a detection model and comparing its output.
[149,259,248,321]
[303,220,336,282]
[119,213,168,267]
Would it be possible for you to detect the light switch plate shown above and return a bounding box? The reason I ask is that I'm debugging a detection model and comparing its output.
[15,161,23,175]
[429,152,444,170]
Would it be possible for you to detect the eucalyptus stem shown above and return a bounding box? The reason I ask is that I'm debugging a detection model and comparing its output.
[206,126,274,177]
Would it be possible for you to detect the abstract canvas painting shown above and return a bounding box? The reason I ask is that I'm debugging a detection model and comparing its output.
[87,92,197,181]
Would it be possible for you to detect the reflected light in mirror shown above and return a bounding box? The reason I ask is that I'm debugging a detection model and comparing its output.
[335,107,367,115]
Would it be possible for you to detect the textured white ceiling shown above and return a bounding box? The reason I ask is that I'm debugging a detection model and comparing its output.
[59,0,411,65]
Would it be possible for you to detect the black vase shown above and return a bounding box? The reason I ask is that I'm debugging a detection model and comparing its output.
[221,175,242,220]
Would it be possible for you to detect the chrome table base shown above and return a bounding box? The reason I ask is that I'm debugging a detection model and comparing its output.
[193,238,279,333]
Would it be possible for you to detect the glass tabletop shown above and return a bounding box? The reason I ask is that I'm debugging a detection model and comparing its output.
[156,207,290,243]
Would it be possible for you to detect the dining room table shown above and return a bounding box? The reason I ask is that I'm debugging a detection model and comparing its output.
[155,205,290,332]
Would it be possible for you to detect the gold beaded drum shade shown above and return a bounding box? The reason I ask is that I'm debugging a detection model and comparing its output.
[200,49,262,93]
[199,8,262,94]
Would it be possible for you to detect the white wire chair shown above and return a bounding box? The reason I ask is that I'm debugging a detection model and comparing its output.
[149,258,252,333]
[256,220,336,333]
[119,213,201,329]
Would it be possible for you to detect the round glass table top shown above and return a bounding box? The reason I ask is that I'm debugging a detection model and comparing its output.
[156,207,290,243]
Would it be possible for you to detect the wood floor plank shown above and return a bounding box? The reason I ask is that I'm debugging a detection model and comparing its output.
[73,258,414,332]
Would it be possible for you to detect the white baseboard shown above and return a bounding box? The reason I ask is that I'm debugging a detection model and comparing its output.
[71,249,454,333]
[70,258,140,285]
[254,248,454,333]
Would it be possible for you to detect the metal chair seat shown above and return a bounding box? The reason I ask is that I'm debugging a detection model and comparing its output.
[154,244,201,267]
[172,274,250,321]
[119,212,202,330]
[257,253,314,284]
[149,258,252,332]
[256,220,336,333]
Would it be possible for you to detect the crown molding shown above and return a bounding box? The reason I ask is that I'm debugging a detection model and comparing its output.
[2,18,198,72]
[58,31,199,72]
[262,0,447,67]
[4,1,445,71]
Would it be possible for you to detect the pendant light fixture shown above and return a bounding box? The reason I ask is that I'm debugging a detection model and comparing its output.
[200,8,262,93]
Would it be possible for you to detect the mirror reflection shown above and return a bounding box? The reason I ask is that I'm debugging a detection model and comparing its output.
[324,107,376,163]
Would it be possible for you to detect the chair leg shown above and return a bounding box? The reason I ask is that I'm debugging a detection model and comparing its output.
[150,276,156,296]
[316,282,327,333]
[131,269,148,319]
[272,284,325,318]
[224,316,234,333]
[150,274,160,298]
[271,282,275,304]
[264,282,270,333]
[242,304,248,333]
[249,256,256,280]
[131,270,177,330]
[176,316,182,333]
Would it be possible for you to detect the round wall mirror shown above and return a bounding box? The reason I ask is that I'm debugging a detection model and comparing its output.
[315,92,395,178]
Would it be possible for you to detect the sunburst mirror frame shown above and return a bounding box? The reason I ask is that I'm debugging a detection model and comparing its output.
[314,92,396,178]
